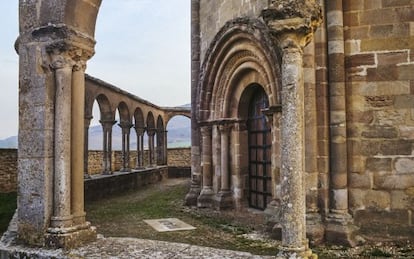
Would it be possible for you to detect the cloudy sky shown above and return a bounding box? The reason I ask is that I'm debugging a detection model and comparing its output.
[0,1,190,139]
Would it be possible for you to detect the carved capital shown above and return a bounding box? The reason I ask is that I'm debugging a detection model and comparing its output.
[262,0,323,49]
[200,126,212,137]
[49,52,74,70]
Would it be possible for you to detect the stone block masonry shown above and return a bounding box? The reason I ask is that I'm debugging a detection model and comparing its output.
[0,148,190,193]
[0,149,17,193]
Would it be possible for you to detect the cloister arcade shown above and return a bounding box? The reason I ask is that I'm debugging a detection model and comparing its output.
[84,74,190,175]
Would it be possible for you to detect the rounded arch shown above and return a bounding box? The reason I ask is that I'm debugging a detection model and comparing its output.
[146,112,155,130]
[238,83,269,119]
[95,94,113,121]
[117,101,131,124]
[198,18,282,121]
[156,115,164,131]
[134,107,145,128]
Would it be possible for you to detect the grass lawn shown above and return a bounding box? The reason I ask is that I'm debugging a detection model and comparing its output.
[0,192,17,234]
[85,179,279,256]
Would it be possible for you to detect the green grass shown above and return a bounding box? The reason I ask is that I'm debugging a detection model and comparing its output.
[85,181,279,256]
[0,192,17,234]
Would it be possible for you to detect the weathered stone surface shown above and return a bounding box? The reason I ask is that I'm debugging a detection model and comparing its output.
[361,125,398,138]
[374,174,414,190]
[349,172,372,189]
[0,149,17,193]
[366,157,392,172]
[395,158,414,174]
[361,140,412,156]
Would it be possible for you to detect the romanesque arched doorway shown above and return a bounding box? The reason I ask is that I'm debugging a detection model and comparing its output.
[247,86,271,210]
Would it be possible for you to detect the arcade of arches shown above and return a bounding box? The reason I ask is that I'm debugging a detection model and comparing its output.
[84,75,190,175]
[9,0,414,258]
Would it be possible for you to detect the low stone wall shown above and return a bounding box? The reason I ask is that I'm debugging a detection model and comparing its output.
[0,149,17,193]
[0,148,191,193]
[88,148,191,175]
[85,167,169,201]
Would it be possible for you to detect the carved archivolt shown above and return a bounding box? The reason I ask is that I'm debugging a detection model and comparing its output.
[198,18,282,122]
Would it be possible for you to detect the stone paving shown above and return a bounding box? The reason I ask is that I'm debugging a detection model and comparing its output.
[1,235,276,259]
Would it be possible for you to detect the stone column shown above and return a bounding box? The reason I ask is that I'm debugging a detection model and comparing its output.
[325,0,358,246]
[185,0,202,205]
[71,60,86,225]
[69,58,96,244]
[84,115,92,179]
[134,127,145,169]
[119,122,133,172]
[101,120,116,174]
[262,1,322,257]
[163,129,168,165]
[215,124,233,209]
[232,121,247,209]
[156,129,164,165]
[197,126,214,208]
[49,51,74,229]
[147,129,156,167]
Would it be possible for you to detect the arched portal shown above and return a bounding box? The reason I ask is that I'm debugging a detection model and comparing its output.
[191,18,282,210]
[246,85,271,210]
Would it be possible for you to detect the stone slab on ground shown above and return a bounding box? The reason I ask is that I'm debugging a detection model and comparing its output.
[143,218,196,232]
[1,235,275,259]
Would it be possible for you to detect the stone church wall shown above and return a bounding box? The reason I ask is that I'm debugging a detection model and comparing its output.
[199,0,267,60]
[343,1,414,237]
[0,148,190,193]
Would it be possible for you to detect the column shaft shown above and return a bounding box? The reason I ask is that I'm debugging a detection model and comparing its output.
[197,126,214,207]
[51,55,73,228]
[216,124,233,209]
[279,46,307,250]
[71,62,86,225]
[84,116,92,178]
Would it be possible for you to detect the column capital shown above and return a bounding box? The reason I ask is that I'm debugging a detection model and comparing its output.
[134,126,145,136]
[261,0,322,50]
[200,125,212,136]
[218,123,232,134]
[118,121,133,129]
[147,128,157,136]
[100,119,116,130]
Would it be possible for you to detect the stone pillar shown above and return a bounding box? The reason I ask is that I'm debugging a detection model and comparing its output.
[119,122,133,172]
[49,51,74,230]
[134,127,145,169]
[101,120,116,174]
[163,129,168,165]
[156,129,165,165]
[215,124,233,209]
[232,121,247,209]
[46,47,96,248]
[71,60,86,225]
[147,129,156,167]
[84,115,93,179]
[197,126,214,208]
[262,1,322,257]
[185,0,202,205]
[325,0,358,246]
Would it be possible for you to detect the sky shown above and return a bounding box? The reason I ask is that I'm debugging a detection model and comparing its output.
[0,1,190,139]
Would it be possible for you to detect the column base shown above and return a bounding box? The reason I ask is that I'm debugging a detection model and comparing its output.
[277,241,314,259]
[215,191,233,210]
[306,212,325,246]
[184,186,201,206]
[84,173,91,179]
[197,188,215,208]
[120,168,131,172]
[45,222,97,249]
[102,171,112,175]
[325,212,362,247]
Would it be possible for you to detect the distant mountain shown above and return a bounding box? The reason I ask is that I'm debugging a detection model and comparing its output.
[88,113,190,150]
[0,136,17,148]
[0,105,191,150]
